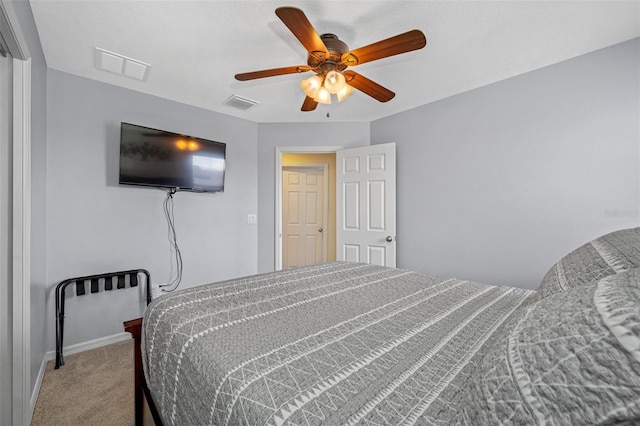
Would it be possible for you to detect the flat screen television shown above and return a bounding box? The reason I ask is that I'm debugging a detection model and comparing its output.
[119,122,226,192]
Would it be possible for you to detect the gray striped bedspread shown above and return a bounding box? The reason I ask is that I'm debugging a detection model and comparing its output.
[142,262,534,425]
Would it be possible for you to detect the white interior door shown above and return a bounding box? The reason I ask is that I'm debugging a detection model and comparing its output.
[283,167,326,269]
[337,143,396,267]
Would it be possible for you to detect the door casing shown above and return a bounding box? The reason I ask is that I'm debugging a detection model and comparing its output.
[275,146,342,271]
[276,144,397,270]
[0,1,32,423]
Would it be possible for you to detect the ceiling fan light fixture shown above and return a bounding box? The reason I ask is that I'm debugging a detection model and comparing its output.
[301,74,323,99]
[337,84,355,102]
[315,86,332,104]
[324,70,346,94]
[235,7,426,111]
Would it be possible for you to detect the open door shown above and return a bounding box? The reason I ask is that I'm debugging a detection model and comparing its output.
[336,143,396,267]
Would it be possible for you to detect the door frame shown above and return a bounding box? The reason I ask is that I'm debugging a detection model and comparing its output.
[281,163,330,268]
[275,146,342,271]
[0,1,32,424]
[12,56,31,426]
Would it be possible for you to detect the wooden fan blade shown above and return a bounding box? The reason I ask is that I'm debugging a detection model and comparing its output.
[343,71,395,102]
[235,65,312,81]
[301,96,318,112]
[341,30,426,66]
[275,7,327,55]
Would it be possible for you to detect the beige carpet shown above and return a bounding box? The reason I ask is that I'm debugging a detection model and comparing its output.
[31,339,143,426]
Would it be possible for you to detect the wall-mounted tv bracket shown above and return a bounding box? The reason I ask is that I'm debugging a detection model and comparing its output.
[54,269,152,369]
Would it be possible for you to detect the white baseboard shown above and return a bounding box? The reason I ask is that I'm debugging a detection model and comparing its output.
[44,332,132,361]
[30,354,48,417]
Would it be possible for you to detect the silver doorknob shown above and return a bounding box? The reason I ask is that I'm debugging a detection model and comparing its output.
[386,236,393,242]
[318,228,323,233]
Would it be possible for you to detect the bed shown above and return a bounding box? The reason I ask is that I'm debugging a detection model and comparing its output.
[126,227,640,425]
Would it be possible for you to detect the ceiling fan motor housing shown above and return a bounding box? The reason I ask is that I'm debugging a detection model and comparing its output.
[308,33,350,72]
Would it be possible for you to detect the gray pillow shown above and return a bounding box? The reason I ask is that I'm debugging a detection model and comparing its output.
[461,268,640,425]
[537,227,640,300]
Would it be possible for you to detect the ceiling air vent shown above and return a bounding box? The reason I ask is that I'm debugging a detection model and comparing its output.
[95,47,151,81]
[224,95,259,111]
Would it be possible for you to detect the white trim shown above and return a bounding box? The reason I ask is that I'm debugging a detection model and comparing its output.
[29,355,47,412]
[275,146,342,270]
[0,47,12,425]
[0,3,32,423]
[0,1,29,60]
[282,163,330,265]
[12,57,31,426]
[44,332,132,361]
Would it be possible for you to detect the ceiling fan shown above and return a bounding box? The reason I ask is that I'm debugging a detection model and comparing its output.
[234,6,427,112]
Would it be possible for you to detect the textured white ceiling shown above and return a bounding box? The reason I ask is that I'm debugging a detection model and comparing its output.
[29,1,640,123]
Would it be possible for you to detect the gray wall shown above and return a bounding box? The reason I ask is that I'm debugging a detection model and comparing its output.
[257,122,370,272]
[45,70,258,348]
[371,38,640,290]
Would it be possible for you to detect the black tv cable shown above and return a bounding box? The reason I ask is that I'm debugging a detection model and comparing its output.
[160,188,183,292]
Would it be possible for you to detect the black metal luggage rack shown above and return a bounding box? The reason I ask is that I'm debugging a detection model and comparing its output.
[55,269,152,369]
